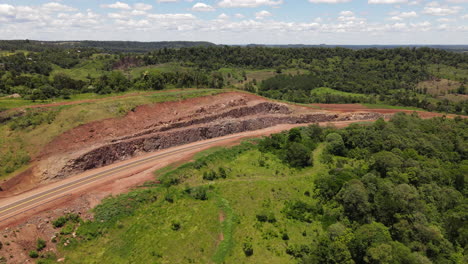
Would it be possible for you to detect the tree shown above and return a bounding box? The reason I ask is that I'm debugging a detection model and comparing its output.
[284,142,311,168]
[371,151,402,177]
[337,179,371,222]
[326,133,346,156]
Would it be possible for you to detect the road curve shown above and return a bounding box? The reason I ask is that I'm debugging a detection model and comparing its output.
[0,133,245,223]
[0,120,373,224]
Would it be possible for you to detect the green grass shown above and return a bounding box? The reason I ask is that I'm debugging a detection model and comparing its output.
[310,87,365,97]
[51,58,110,80]
[0,50,31,57]
[127,63,191,78]
[59,143,328,263]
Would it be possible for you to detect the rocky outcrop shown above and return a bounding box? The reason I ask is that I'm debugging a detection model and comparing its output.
[54,111,384,178]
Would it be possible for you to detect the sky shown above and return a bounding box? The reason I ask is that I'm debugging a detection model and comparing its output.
[0,0,467,44]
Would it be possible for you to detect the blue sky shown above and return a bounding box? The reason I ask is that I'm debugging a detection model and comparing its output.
[0,0,467,44]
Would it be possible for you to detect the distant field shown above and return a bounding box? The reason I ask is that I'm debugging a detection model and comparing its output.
[310,87,365,97]
[128,63,191,78]
[51,60,110,80]
[0,50,31,57]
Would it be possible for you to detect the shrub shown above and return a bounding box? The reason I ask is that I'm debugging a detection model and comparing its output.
[36,238,46,251]
[203,170,217,181]
[171,221,181,231]
[187,186,209,200]
[52,217,67,228]
[242,237,253,257]
[28,250,39,258]
[256,212,276,223]
[52,213,80,228]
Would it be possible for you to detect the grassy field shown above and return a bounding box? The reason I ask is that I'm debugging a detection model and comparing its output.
[58,142,328,263]
[51,60,110,81]
[0,89,223,180]
[127,63,191,78]
[310,87,365,97]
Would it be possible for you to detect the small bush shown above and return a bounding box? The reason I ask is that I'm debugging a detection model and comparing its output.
[52,213,80,228]
[36,238,46,251]
[187,186,209,200]
[242,237,253,257]
[256,212,276,223]
[52,217,67,228]
[28,250,39,258]
[203,168,228,181]
[203,170,217,181]
[171,221,181,231]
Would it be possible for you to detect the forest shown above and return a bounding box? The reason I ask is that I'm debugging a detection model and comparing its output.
[1,42,467,114]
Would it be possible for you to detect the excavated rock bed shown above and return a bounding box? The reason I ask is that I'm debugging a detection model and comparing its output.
[6,92,388,187]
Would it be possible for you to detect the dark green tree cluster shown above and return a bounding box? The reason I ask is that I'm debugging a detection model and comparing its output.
[259,127,321,168]
[143,46,467,70]
[267,114,467,264]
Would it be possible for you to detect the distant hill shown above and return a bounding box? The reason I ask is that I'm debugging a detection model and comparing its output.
[245,44,468,52]
[1,39,467,53]
[0,40,217,53]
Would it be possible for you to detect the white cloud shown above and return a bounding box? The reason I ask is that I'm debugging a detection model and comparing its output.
[42,2,77,12]
[368,0,408,4]
[390,16,403,20]
[218,0,283,8]
[101,2,131,10]
[400,11,418,18]
[0,4,15,16]
[309,0,351,3]
[218,13,230,20]
[422,2,462,16]
[445,0,468,3]
[134,3,153,11]
[255,10,272,19]
[437,17,455,22]
[235,13,245,18]
[192,3,215,12]
[340,11,354,16]
[147,13,197,20]
[389,10,418,20]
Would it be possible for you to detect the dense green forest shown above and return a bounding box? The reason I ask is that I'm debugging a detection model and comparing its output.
[1,42,467,114]
[0,40,215,53]
[53,114,467,263]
